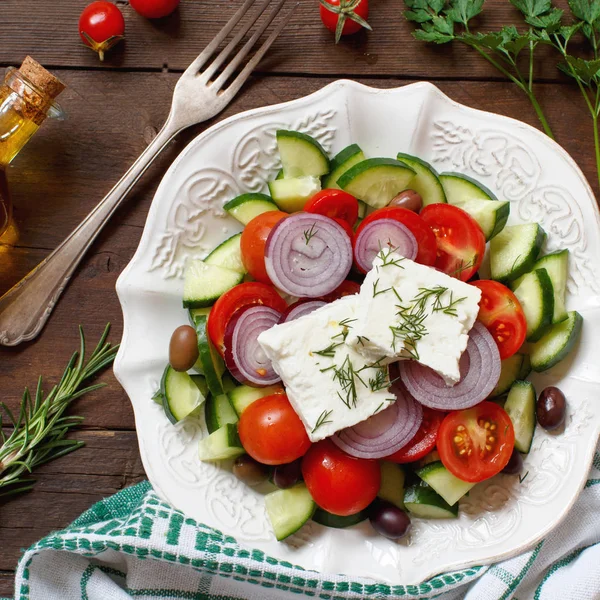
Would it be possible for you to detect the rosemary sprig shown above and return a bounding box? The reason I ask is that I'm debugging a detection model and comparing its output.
[312,409,334,433]
[0,324,118,498]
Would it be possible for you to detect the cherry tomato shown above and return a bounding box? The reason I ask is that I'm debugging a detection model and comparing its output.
[208,282,287,355]
[437,402,515,483]
[79,1,125,61]
[305,190,359,227]
[240,211,287,283]
[319,279,360,302]
[333,217,355,241]
[356,206,437,266]
[320,0,370,43]
[470,280,527,359]
[129,0,180,18]
[420,204,485,281]
[385,407,445,464]
[238,394,311,465]
[302,439,380,516]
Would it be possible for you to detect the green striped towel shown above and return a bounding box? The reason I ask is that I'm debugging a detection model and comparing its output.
[10,446,600,600]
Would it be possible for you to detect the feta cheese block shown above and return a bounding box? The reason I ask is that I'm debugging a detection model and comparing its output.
[257,296,396,442]
[347,251,482,385]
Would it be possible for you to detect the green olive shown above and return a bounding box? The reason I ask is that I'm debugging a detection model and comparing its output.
[169,325,199,372]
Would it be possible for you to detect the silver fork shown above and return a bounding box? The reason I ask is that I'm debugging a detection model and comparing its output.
[0,0,297,346]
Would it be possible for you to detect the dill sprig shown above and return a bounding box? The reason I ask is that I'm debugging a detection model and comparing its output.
[372,278,392,297]
[368,367,390,392]
[313,342,343,358]
[303,223,318,245]
[312,409,334,433]
[0,324,118,499]
[332,355,367,409]
[377,248,406,269]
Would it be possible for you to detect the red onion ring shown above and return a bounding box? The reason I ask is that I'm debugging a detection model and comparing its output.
[399,321,501,410]
[354,218,417,273]
[280,300,327,323]
[264,213,353,297]
[224,305,282,387]
[331,386,423,459]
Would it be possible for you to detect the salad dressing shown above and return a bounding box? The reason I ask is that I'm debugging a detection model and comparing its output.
[0,57,65,238]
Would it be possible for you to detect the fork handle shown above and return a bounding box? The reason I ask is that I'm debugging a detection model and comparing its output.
[0,115,182,347]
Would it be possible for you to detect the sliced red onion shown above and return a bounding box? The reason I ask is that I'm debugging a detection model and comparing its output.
[399,321,501,410]
[264,213,353,298]
[280,300,327,323]
[331,386,423,459]
[224,305,282,387]
[354,218,417,273]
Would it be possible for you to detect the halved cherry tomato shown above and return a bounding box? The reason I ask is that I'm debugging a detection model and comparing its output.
[305,190,359,227]
[385,407,445,463]
[238,394,311,466]
[208,282,287,355]
[302,439,380,516]
[319,279,360,302]
[420,204,485,281]
[470,280,527,359]
[333,217,354,240]
[356,207,437,266]
[437,401,515,483]
[240,211,287,283]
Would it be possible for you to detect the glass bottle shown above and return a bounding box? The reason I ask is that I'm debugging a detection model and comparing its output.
[0,57,65,238]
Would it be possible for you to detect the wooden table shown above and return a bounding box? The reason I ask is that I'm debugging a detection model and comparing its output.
[0,0,597,595]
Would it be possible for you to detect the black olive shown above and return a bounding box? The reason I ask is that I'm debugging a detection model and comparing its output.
[502,449,524,474]
[232,454,269,486]
[273,459,302,489]
[389,189,423,213]
[369,500,411,540]
[169,325,199,372]
[536,386,566,431]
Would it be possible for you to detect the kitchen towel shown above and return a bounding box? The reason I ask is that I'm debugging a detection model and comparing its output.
[9,446,600,600]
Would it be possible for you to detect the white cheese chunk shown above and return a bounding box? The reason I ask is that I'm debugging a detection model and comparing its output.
[347,251,482,385]
[257,296,396,442]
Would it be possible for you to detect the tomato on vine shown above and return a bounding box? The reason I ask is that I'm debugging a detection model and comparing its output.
[320,0,372,44]
[79,1,125,62]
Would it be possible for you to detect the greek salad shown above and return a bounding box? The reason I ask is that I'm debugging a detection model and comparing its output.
[156,129,583,542]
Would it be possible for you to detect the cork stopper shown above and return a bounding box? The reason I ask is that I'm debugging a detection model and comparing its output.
[18,56,65,100]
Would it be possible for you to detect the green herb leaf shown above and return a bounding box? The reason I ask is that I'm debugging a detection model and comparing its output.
[446,0,484,25]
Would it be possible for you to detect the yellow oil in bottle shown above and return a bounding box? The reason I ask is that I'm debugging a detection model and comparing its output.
[0,87,40,166]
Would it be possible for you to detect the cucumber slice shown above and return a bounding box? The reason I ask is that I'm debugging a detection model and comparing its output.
[512,268,554,342]
[416,461,475,506]
[228,383,284,416]
[490,223,546,283]
[205,376,239,434]
[504,380,536,453]
[438,174,509,240]
[194,314,225,396]
[378,461,405,509]
[530,311,583,372]
[533,250,569,324]
[198,423,244,461]
[396,153,446,206]
[188,307,211,327]
[357,200,368,218]
[404,481,458,518]
[223,193,280,226]
[337,158,416,209]
[438,172,497,202]
[518,353,532,380]
[265,482,316,541]
[183,260,243,309]
[276,130,330,179]
[323,144,365,189]
[313,507,369,528]
[275,169,284,180]
[268,176,321,212]
[204,233,247,274]
[491,353,526,397]
[190,374,209,398]
[160,365,207,424]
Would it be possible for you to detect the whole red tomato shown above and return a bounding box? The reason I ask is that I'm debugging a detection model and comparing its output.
[320,0,371,44]
[79,1,125,61]
[130,0,180,18]
[238,394,311,465]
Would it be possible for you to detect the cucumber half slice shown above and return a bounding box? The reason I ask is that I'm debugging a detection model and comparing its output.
[439,172,497,202]
[205,389,239,434]
[313,507,369,528]
[504,380,536,453]
[396,153,446,206]
[323,144,365,190]
[223,193,279,226]
[276,130,329,179]
[512,268,554,342]
[404,481,458,518]
[194,314,225,396]
[197,423,244,461]
[204,233,247,274]
[490,223,546,283]
[491,353,527,397]
[530,311,583,372]
[228,383,284,416]
[268,176,321,212]
[265,482,316,541]
[337,158,416,209]
[378,461,405,509]
[160,365,207,424]
[533,250,569,324]
[183,260,243,309]
[416,461,475,506]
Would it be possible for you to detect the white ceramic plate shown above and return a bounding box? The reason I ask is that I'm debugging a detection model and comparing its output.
[115,80,600,585]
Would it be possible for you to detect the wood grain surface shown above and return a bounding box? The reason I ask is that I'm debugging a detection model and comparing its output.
[0,0,598,596]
